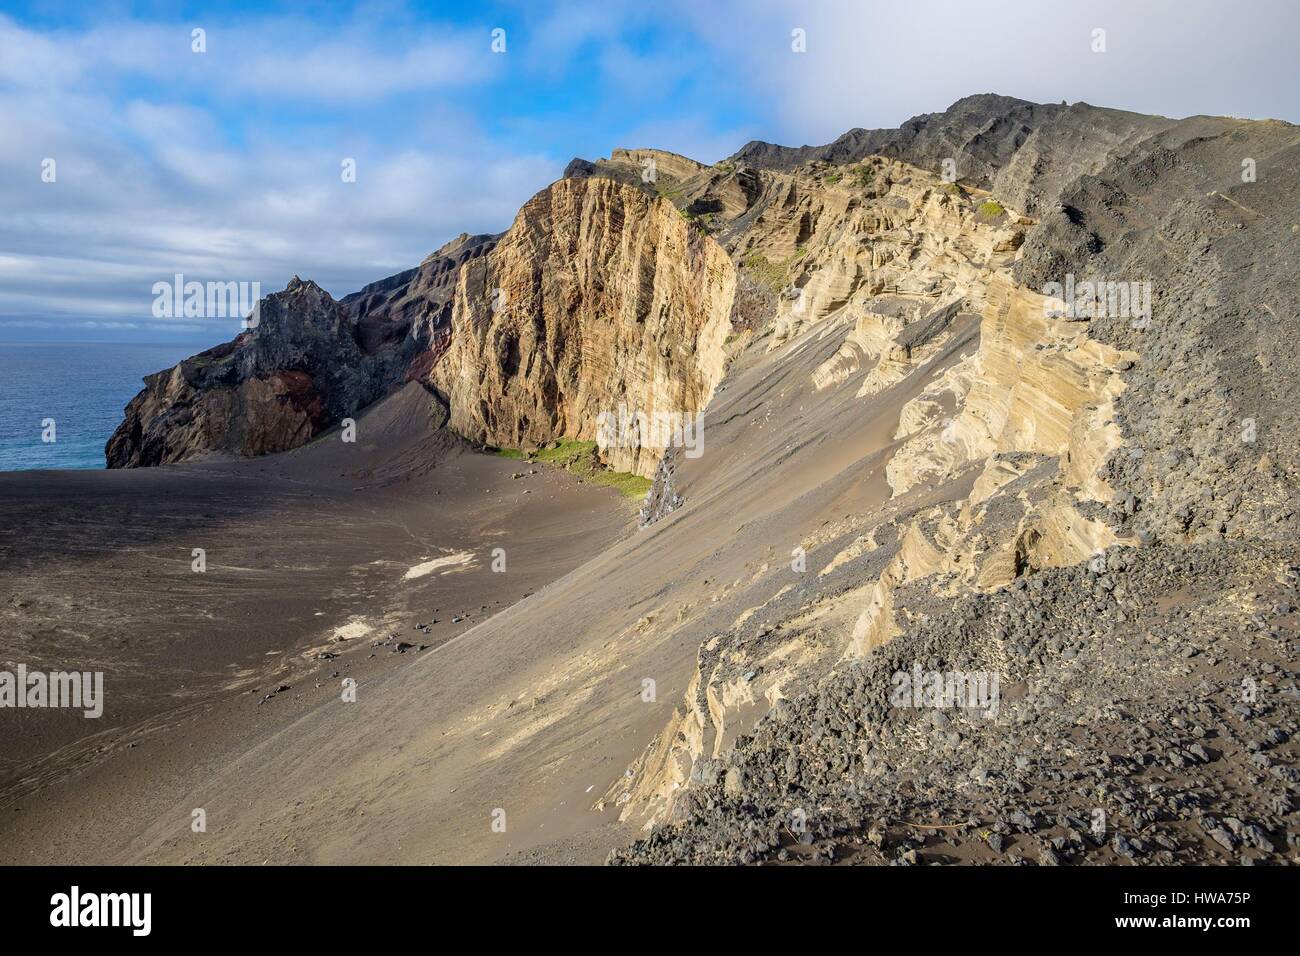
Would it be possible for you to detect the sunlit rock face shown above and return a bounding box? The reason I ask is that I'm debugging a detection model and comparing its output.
[432,175,737,478]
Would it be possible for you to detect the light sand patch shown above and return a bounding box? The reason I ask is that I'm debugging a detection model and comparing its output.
[333,621,372,641]
[403,551,475,581]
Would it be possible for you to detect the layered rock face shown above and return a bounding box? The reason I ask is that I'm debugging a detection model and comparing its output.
[342,232,498,362]
[108,278,350,467]
[432,176,736,477]
[578,151,1142,827]
[1012,121,1300,546]
[107,173,741,480]
[106,233,495,467]
[729,93,1300,542]
[565,147,709,192]
[557,105,1300,860]
[730,93,1176,217]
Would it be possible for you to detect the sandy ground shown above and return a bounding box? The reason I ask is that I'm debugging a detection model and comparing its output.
[0,384,631,863]
[1,314,975,865]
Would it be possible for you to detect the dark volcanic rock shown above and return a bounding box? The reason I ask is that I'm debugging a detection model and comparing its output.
[610,542,1299,866]
[728,94,1176,217]
[105,233,496,468]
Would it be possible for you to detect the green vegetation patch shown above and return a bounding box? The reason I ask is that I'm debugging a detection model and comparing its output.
[851,164,875,188]
[976,200,1006,221]
[488,440,651,501]
[679,208,712,233]
[588,469,654,500]
[741,252,784,292]
[741,249,808,294]
[530,440,597,465]
[186,350,236,369]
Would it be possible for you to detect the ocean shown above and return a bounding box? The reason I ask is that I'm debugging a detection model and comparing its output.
[0,342,203,472]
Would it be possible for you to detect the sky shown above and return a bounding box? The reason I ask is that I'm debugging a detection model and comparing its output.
[1,0,1297,344]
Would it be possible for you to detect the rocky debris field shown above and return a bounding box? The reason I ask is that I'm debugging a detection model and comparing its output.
[613,541,1299,864]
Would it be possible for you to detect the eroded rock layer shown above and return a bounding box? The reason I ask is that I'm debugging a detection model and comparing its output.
[576,153,1146,830]
[602,100,1300,865]
[432,176,737,478]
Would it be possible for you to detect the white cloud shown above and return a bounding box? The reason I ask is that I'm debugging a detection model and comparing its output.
[0,13,557,332]
[0,13,496,101]
[669,0,1300,145]
[4,0,1297,340]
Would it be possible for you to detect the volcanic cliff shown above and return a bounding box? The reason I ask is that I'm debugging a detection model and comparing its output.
[102,94,1300,866]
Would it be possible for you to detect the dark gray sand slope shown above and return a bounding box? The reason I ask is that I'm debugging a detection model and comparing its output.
[0,383,631,862]
[1,304,958,864]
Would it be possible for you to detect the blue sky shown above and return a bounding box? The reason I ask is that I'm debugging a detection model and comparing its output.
[2,0,1297,344]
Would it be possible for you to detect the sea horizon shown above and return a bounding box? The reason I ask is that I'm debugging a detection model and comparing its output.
[0,340,209,472]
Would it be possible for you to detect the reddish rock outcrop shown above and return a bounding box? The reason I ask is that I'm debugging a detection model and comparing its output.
[105,234,495,467]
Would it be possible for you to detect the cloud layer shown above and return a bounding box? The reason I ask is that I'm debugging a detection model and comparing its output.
[2,1,1296,342]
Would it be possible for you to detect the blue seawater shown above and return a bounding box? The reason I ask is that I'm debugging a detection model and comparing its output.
[0,342,202,471]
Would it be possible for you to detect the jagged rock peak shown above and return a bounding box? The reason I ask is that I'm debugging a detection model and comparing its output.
[280,275,331,300]
[563,147,708,191]
[421,231,500,266]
